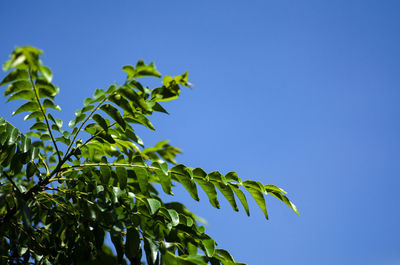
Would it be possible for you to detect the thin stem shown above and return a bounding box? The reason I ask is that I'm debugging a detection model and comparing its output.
[2,171,21,194]
[28,69,61,162]
[80,121,116,149]
[64,96,109,160]
[37,154,49,175]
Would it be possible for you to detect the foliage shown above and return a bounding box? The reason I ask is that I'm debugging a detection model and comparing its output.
[0,46,299,265]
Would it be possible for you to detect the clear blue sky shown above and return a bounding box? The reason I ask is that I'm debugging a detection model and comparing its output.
[1,1,400,264]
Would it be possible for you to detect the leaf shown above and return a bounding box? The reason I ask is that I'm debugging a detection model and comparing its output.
[92,113,108,132]
[24,111,43,121]
[110,233,124,264]
[214,182,238,212]
[125,228,141,260]
[43,99,61,111]
[193,168,220,209]
[39,65,52,82]
[215,249,235,262]
[20,199,32,229]
[167,209,179,226]
[146,198,161,215]
[12,101,39,116]
[116,166,127,189]
[144,237,159,265]
[152,162,173,195]
[133,167,149,193]
[268,191,299,215]
[171,165,199,201]
[135,60,161,78]
[229,184,250,216]
[7,89,35,102]
[26,161,36,179]
[4,80,31,96]
[202,238,216,258]
[244,185,268,220]
[30,122,48,131]
[48,113,63,129]
[122,65,136,79]
[100,104,126,130]
[152,102,169,114]
[0,69,29,86]
[7,126,19,145]
[100,166,111,184]
[225,172,240,182]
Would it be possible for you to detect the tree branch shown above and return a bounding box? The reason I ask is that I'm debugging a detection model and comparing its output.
[28,69,61,162]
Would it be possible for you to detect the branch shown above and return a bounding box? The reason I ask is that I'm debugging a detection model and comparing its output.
[2,171,21,195]
[79,121,116,149]
[28,69,61,162]
[64,95,110,161]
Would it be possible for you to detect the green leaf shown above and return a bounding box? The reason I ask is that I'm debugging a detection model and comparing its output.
[167,209,179,226]
[244,185,268,220]
[100,166,111,184]
[100,104,126,130]
[193,168,220,209]
[110,233,124,264]
[125,228,141,260]
[24,111,43,121]
[12,101,39,116]
[264,184,287,194]
[7,126,19,145]
[4,80,31,96]
[26,161,36,179]
[152,162,172,195]
[225,172,240,182]
[144,237,159,265]
[146,198,161,215]
[30,122,48,131]
[133,167,149,193]
[92,113,108,132]
[171,165,199,201]
[39,65,52,82]
[268,191,299,215]
[229,184,250,216]
[7,89,35,102]
[43,99,61,111]
[202,238,216,257]
[116,166,127,189]
[153,102,169,114]
[0,69,29,86]
[214,182,238,212]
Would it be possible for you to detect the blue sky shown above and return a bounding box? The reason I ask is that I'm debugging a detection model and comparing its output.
[1,1,400,264]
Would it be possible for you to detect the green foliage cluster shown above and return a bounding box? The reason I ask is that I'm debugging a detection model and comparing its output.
[0,46,299,265]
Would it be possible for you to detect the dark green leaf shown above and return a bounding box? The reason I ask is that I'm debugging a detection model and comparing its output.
[100,104,126,130]
[92,113,108,132]
[125,228,141,260]
[116,166,127,189]
[144,237,159,265]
